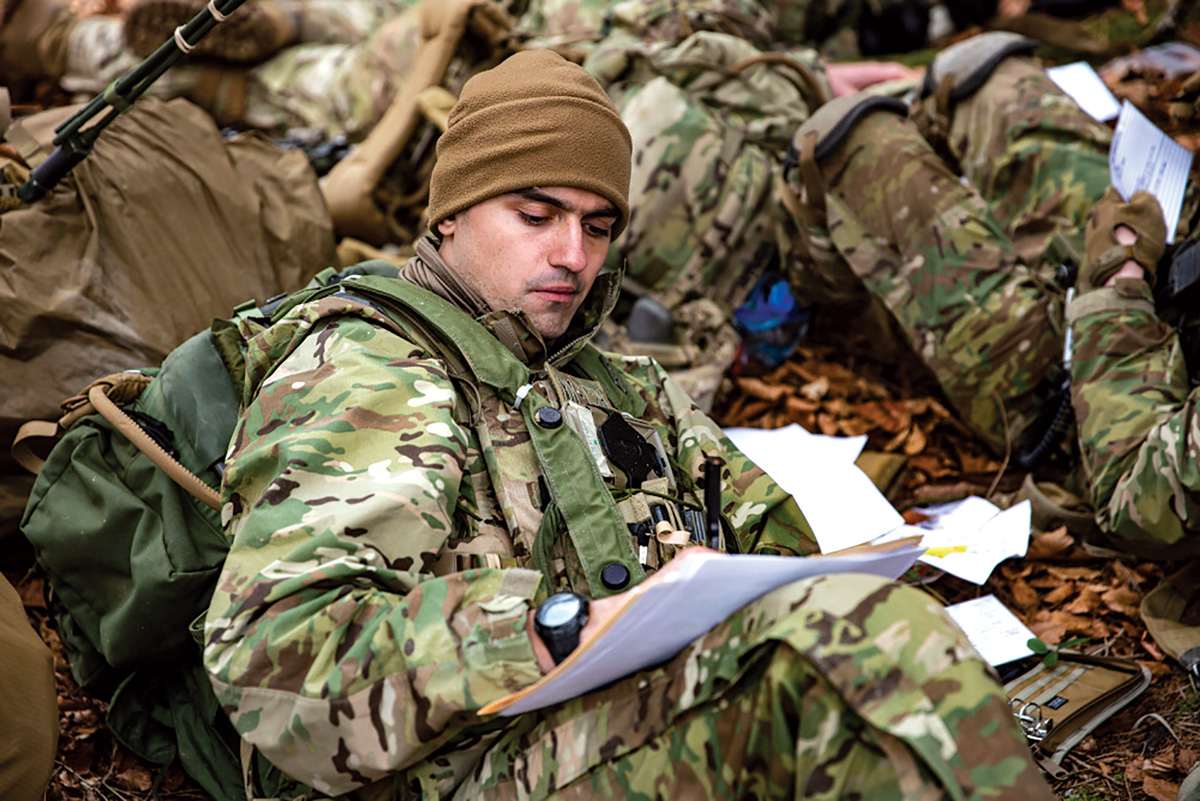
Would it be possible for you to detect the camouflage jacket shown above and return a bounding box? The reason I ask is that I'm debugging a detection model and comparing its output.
[203,247,816,795]
[1069,279,1200,557]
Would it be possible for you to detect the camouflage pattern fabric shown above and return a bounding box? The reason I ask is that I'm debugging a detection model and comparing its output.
[930,57,1113,271]
[783,54,1110,456]
[1068,278,1200,558]
[61,0,418,138]
[203,244,1048,796]
[587,30,828,312]
[452,573,1054,800]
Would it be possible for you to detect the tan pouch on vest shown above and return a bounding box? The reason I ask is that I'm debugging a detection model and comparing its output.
[1005,652,1150,778]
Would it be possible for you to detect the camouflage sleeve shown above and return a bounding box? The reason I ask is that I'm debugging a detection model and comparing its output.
[1068,280,1200,556]
[618,354,819,556]
[204,313,543,795]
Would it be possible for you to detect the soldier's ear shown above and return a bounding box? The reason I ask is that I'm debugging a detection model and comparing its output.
[437,215,457,237]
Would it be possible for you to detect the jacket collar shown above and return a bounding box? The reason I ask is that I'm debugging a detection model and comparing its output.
[401,235,623,370]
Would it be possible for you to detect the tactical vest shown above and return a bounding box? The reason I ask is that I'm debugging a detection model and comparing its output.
[318,273,728,598]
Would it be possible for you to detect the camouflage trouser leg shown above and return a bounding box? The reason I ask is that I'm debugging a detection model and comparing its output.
[941,57,1113,271]
[454,574,1052,800]
[784,111,1064,454]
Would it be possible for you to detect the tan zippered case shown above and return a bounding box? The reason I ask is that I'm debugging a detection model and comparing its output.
[1005,652,1151,778]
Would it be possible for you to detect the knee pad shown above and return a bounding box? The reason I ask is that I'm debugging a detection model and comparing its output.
[911,31,1036,165]
[917,31,1037,106]
[782,93,908,224]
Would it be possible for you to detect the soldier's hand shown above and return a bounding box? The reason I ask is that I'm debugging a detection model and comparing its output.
[826,61,920,97]
[528,546,719,674]
[1079,186,1166,292]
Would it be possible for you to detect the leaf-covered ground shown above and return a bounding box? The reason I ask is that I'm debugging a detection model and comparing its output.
[9,1,1200,799]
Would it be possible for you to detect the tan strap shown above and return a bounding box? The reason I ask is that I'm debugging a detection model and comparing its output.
[797,129,825,223]
[3,119,47,168]
[0,87,11,138]
[321,0,511,244]
[727,52,831,110]
[10,419,59,475]
[87,384,221,511]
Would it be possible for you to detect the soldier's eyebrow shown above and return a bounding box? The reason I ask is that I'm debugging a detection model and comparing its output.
[514,188,619,220]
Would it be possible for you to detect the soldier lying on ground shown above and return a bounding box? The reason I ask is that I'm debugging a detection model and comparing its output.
[201,49,1055,799]
[782,30,1200,559]
[0,0,919,408]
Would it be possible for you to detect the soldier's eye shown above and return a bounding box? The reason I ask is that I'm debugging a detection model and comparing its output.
[519,212,547,225]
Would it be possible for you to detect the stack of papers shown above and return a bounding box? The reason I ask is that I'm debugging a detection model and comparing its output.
[725,424,1029,584]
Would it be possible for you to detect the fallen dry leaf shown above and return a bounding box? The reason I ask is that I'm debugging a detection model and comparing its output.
[1011,579,1040,611]
[1044,582,1076,606]
[1047,566,1103,582]
[1143,774,1179,801]
[1066,586,1103,616]
[1026,526,1075,560]
[1103,585,1143,618]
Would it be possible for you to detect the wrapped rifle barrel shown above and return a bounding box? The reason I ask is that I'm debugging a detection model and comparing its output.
[17,0,249,203]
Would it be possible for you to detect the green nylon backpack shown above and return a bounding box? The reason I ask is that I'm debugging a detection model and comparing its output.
[17,260,410,801]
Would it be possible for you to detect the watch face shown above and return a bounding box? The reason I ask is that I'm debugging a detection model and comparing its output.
[540,594,584,627]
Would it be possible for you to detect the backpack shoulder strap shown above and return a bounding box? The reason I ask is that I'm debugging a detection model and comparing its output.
[332,273,532,403]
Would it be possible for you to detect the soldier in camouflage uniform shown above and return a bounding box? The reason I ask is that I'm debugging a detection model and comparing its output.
[780,30,1200,558]
[1068,190,1200,557]
[203,48,1053,799]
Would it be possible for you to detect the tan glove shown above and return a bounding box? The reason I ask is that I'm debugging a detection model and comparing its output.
[1079,186,1167,292]
[1169,70,1200,123]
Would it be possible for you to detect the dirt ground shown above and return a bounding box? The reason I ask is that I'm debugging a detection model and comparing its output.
[9,1,1200,800]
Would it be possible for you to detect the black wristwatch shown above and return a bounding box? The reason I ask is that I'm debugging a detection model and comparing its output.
[534,591,590,665]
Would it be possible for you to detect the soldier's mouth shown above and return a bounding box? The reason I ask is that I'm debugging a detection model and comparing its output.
[531,287,579,303]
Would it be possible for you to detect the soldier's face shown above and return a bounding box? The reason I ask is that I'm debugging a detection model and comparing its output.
[436,186,619,340]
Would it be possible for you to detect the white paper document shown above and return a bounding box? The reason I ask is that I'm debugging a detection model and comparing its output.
[1047,62,1120,122]
[946,594,1037,667]
[1109,100,1192,244]
[724,426,1031,584]
[725,424,903,553]
[902,497,1031,585]
[482,543,925,716]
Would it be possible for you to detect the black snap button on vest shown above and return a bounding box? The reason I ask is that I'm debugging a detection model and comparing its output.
[600,562,630,591]
[535,407,563,429]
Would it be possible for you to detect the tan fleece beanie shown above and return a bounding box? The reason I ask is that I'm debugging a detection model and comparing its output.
[428,49,632,238]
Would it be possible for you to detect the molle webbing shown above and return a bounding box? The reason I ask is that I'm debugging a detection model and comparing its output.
[328,271,646,597]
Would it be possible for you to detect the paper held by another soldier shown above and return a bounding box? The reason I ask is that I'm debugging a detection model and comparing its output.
[1109,99,1191,243]
[724,424,1030,584]
[480,538,926,717]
